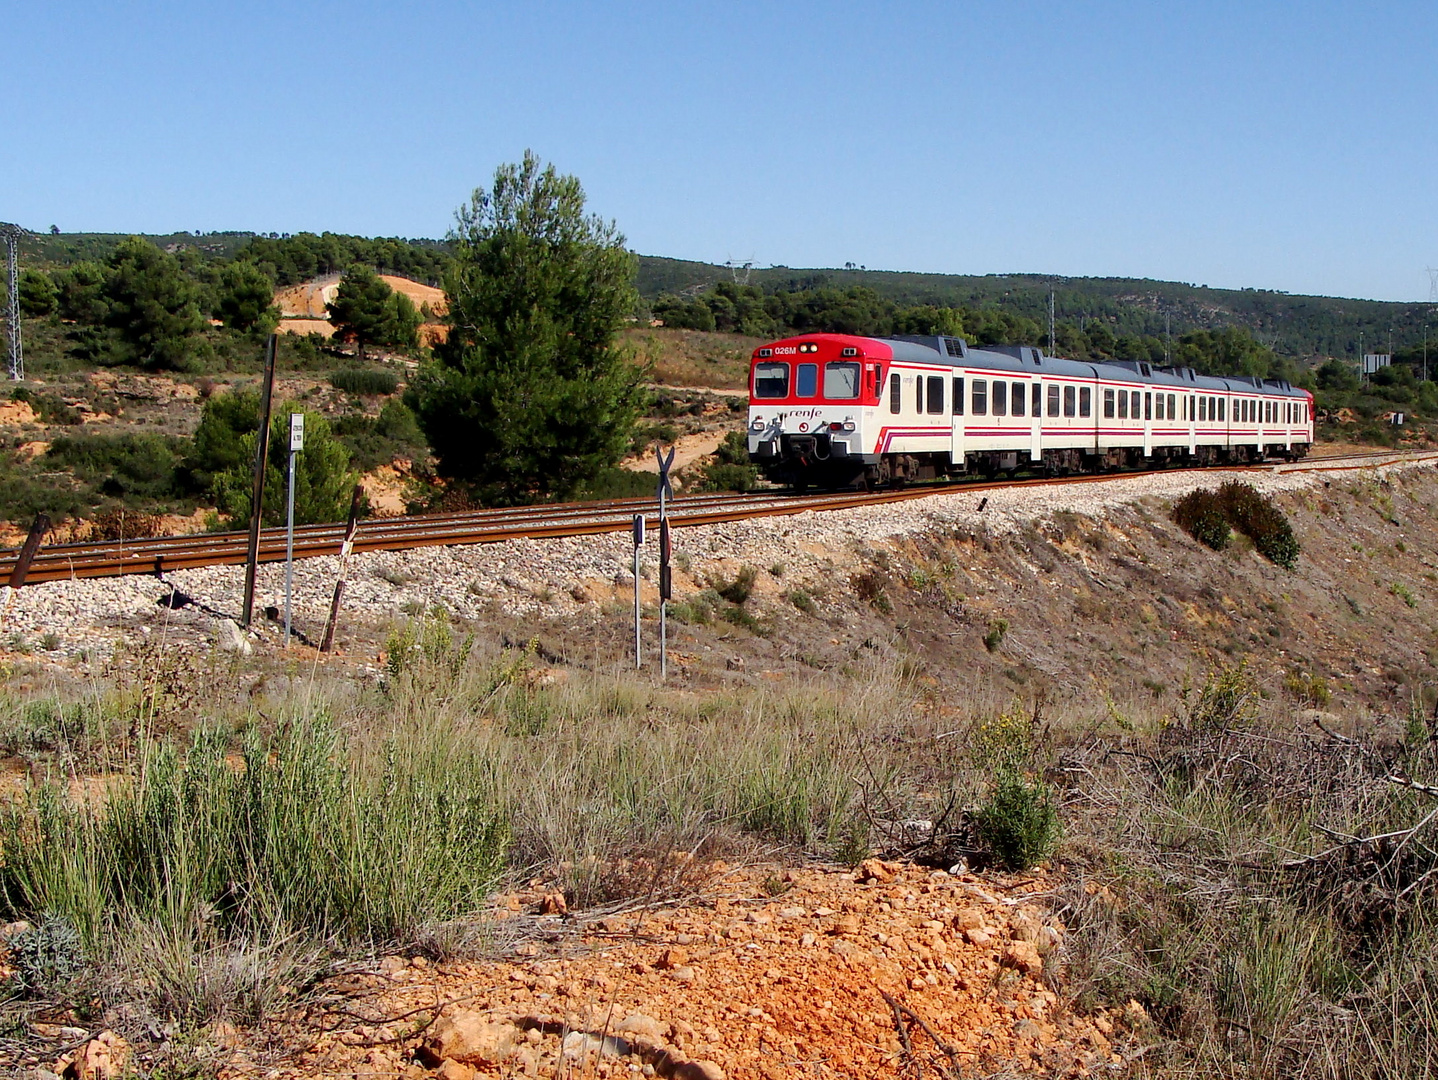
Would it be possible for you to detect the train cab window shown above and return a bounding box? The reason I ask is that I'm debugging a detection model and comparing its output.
[823,362,861,399]
[972,379,988,415]
[1118,391,1128,420]
[1168,393,1176,419]
[1103,389,1115,418]
[754,362,789,398]
[926,376,945,415]
[1063,385,1076,417]
[952,377,964,415]
[889,373,901,414]
[1079,386,1092,417]
[992,381,1007,416]
[1012,381,1025,417]
[1144,392,1152,420]
[1047,384,1060,417]
[796,363,818,398]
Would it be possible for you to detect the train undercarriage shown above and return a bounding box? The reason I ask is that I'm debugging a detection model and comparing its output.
[753,434,1310,492]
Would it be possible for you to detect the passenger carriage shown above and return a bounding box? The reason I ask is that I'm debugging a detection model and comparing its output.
[745,333,1313,489]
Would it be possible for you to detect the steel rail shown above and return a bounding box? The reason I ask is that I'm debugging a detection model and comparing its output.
[1,449,1431,588]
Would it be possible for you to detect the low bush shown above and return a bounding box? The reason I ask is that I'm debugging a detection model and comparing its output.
[1173,487,1231,550]
[329,366,399,396]
[1174,482,1300,568]
[47,431,184,502]
[1218,480,1301,569]
[0,715,508,979]
[698,431,759,493]
[713,564,757,604]
[974,774,1059,871]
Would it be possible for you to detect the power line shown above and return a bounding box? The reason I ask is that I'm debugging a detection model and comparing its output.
[0,223,23,382]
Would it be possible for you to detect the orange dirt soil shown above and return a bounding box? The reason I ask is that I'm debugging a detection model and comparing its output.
[274,275,448,343]
[220,862,1137,1080]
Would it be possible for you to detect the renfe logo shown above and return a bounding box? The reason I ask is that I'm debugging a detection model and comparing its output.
[785,407,825,418]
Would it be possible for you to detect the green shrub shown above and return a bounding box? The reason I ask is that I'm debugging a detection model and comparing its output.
[1174,482,1300,568]
[699,431,759,493]
[1218,481,1300,569]
[714,565,757,604]
[47,432,183,501]
[788,589,817,615]
[7,914,86,997]
[1173,488,1231,550]
[0,715,508,950]
[329,367,399,396]
[983,618,1009,653]
[974,774,1059,871]
[1283,670,1331,708]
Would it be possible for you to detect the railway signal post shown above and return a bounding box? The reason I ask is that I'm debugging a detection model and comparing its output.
[285,412,304,645]
[632,514,644,669]
[655,446,675,681]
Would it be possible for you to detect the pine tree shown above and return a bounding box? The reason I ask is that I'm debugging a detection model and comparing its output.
[407,152,643,504]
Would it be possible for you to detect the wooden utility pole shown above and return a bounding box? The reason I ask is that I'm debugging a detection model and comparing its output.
[320,485,365,652]
[241,334,278,627]
[7,513,49,589]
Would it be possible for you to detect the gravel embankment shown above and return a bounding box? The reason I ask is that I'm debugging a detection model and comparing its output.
[0,461,1422,659]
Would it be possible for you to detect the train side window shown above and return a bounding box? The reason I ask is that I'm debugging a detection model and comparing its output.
[1144,392,1152,420]
[1103,389,1115,418]
[889,373,901,414]
[796,363,818,397]
[916,377,925,413]
[993,380,1007,416]
[1155,394,1164,420]
[952,377,964,415]
[754,362,789,398]
[1220,398,1227,422]
[1047,384,1060,417]
[972,379,988,416]
[1198,396,1205,422]
[926,376,945,415]
[1079,386,1091,417]
[1011,381,1025,417]
[1063,385,1076,417]
[1169,393,1176,419]
[1118,391,1128,419]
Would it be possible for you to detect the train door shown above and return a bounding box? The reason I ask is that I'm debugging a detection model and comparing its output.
[949,373,965,471]
[1029,380,1042,462]
[1142,390,1153,458]
[1187,392,1197,456]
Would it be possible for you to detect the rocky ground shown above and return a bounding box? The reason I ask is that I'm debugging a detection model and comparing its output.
[8,455,1438,1079]
[28,862,1137,1080]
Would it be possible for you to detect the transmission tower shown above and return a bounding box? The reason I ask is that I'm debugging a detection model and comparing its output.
[0,223,23,382]
[725,257,754,285]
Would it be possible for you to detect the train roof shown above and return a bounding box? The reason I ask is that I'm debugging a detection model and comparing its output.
[878,336,1308,399]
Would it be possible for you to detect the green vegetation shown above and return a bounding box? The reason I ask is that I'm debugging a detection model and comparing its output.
[408,152,645,504]
[327,264,421,359]
[698,430,759,492]
[329,366,401,396]
[1175,482,1300,569]
[214,259,280,335]
[213,407,360,527]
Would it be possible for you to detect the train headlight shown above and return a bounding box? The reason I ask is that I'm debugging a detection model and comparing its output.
[843,420,856,431]
[750,417,764,430]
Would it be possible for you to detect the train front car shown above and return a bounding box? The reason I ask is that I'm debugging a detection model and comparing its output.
[746,334,887,489]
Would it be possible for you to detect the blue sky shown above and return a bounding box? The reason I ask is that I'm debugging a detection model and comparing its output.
[5,1,1436,301]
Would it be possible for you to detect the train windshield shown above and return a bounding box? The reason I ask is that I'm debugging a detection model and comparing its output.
[754,362,789,398]
[824,362,860,398]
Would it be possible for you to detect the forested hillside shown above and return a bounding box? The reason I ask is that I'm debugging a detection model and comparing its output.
[13,231,1432,364]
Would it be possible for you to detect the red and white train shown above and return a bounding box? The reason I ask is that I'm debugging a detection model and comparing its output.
[745,333,1313,489]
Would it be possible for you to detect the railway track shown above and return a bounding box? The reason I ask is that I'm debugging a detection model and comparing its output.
[1,448,1431,589]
